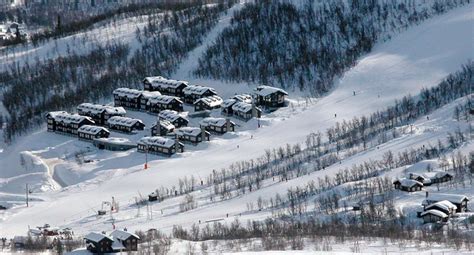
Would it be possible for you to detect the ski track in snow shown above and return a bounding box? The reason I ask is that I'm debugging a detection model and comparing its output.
[0,2,473,237]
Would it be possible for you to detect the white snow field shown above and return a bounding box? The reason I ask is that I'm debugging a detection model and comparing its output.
[0,1,473,243]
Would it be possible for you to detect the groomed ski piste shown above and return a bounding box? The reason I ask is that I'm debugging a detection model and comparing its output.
[0,1,473,254]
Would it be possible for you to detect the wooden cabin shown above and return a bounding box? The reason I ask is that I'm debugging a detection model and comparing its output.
[174,127,210,144]
[423,193,469,213]
[148,192,159,202]
[110,230,140,252]
[409,171,453,186]
[222,94,253,115]
[232,102,262,120]
[140,91,162,111]
[46,111,95,136]
[393,178,423,192]
[143,76,188,97]
[84,232,114,254]
[151,120,175,136]
[147,94,184,114]
[158,110,188,128]
[194,95,223,112]
[78,125,110,141]
[113,88,144,110]
[424,200,457,216]
[137,136,184,156]
[254,85,288,108]
[182,85,218,104]
[200,117,235,134]
[77,103,126,126]
[420,210,449,224]
[107,116,145,133]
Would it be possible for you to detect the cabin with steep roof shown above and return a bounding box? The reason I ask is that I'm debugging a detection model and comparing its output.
[151,120,175,137]
[46,111,95,136]
[110,230,140,252]
[77,103,126,126]
[84,232,114,254]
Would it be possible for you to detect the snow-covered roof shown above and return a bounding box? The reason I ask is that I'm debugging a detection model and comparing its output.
[107,116,144,128]
[84,232,112,243]
[138,136,177,148]
[78,125,109,135]
[394,178,423,188]
[222,99,237,108]
[254,85,288,97]
[112,237,126,250]
[424,193,469,204]
[420,209,448,218]
[232,102,258,113]
[200,117,233,127]
[174,127,203,137]
[158,110,185,122]
[113,88,143,98]
[110,230,139,241]
[195,95,223,107]
[183,85,217,96]
[77,103,126,115]
[47,111,94,124]
[93,137,135,146]
[159,120,175,131]
[141,91,162,99]
[422,171,452,179]
[425,200,457,212]
[147,94,182,105]
[144,76,188,89]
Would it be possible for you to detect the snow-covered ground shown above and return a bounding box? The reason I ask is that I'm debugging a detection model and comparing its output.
[0,1,473,241]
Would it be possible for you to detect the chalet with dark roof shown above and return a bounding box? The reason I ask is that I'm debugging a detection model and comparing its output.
[107,116,145,133]
[46,111,95,136]
[158,110,188,128]
[77,103,126,126]
[200,117,235,134]
[78,125,110,141]
[182,85,218,104]
[137,136,184,156]
[151,120,175,136]
[254,85,288,108]
[143,76,188,97]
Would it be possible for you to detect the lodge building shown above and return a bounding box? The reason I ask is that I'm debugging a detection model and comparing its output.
[146,94,184,114]
[77,103,126,126]
[174,127,210,144]
[113,88,145,110]
[254,85,288,108]
[84,232,114,254]
[232,102,262,120]
[110,230,140,252]
[143,76,189,97]
[137,136,184,156]
[221,94,253,115]
[107,116,145,133]
[158,110,189,128]
[182,85,218,104]
[46,111,95,136]
[393,178,423,192]
[194,95,223,112]
[78,125,110,141]
[200,117,235,134]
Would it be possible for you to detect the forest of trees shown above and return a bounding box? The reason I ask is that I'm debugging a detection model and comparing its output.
[1,1,236,142]
[194,0,470,94]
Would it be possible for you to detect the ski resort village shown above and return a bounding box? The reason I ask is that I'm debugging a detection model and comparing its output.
[0,0,473,254]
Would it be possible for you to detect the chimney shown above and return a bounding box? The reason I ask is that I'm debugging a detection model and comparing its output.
[175,134,180,153]
[226,118,231,132]
[201,126,206,141]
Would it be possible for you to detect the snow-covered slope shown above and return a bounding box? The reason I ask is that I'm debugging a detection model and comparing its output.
[0,2,473,237]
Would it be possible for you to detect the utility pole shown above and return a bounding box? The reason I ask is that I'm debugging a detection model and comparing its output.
[25,183,29,207]
[144,145,148,170]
